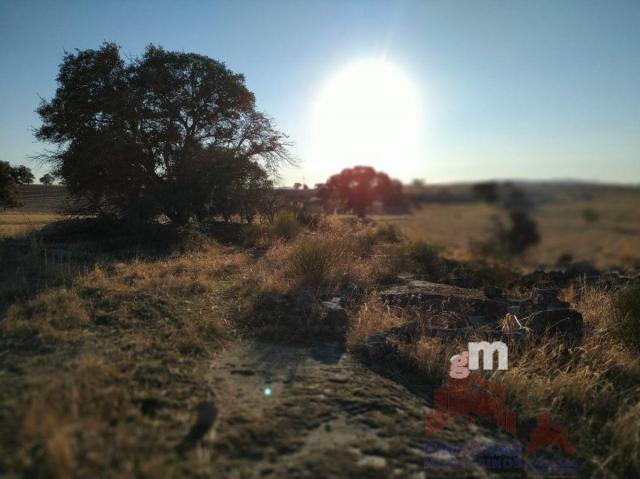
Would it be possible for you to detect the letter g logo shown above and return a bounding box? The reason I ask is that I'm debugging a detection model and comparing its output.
[449,351,470,379]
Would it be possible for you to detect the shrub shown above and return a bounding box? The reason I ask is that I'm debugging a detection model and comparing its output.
[556,253,573,267]
[288,237,334,287]
[609,284,640,352]
[175,222,209,252]
[390,240,441,277]
[270,212,302,241]
[505,209,540,255]
[472,181,498,203]
[242,223,264,248]
[582,207,600,223]
[374,223,404,243]
[477,210,540,259]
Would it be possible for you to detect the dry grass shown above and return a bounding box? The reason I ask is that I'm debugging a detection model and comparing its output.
[251,217,398,297]
[2,288,90,341]
[0,231,248,478]
[0,212,63,237]
[375,185,640,269]
[345,280,640,476]
[347,295,405,348]
[486,285,640,476]
[2,205,638,477]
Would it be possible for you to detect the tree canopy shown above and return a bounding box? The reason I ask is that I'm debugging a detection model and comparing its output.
[318,166,403,217]
[39,173,55,185]
[1,162,34,210]
[36,43,289,225]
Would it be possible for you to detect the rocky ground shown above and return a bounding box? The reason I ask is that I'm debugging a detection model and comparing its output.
[188,265,640,478]
[200,340,501,478]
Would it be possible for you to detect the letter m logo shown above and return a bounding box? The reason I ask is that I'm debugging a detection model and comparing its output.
[468,341,508,371]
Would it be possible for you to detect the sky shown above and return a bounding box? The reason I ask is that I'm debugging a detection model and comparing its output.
[1,0,639,186]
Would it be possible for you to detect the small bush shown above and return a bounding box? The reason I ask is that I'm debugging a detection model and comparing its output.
[270,212,302,241]
[582,207,600,223]
[175,222,209,252]
[476,210,540,259]
[556,253,573,267]
[288,237,334,287]
[242,223,264,247]
[609,284,640,352]
[374,223,404,243]
[390,240,441,277]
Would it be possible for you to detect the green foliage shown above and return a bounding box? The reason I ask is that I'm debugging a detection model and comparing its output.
[39,173,55,185]
[269,212,302,241]
[10,165,34,185]
[610,284,640,353]
[1,161,33,209]
[175,222,209,252]
[505,209,540,255]
[0,161,20,209]
[390,240,441,277]
[472,181,499,203]
[582,207,600,223]
[36,43,288,226]
[479,209,540,259]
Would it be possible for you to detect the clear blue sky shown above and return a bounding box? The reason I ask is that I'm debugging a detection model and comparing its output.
[1,0,639,185]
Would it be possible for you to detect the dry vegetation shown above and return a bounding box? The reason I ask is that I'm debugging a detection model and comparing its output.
[1,188,639,477]
[0,212,63,237]
[345,283,640,477]
[1,228,248,477]
[375,185,640,269]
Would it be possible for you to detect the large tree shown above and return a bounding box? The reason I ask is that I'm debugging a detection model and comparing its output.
[36,43,288,225]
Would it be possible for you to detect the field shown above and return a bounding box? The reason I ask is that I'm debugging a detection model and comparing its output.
[375,183,640,270]
[1,183,640,478]
[0,212,63,238]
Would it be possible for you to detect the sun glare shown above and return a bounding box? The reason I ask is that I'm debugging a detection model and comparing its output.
[311,59,422,181]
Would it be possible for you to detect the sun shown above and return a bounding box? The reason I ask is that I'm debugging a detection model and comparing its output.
[310,59,422,181]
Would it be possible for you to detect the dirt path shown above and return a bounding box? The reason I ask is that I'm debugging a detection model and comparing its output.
[202,340,503,478]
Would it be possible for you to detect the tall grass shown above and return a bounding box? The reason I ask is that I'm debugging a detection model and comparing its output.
[269,212,302,241]
[487,285,640,476]
[609,283,640,353]
[251,218,399,296]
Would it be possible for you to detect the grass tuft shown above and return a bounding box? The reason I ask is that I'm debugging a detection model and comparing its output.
[609,283,640,352]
